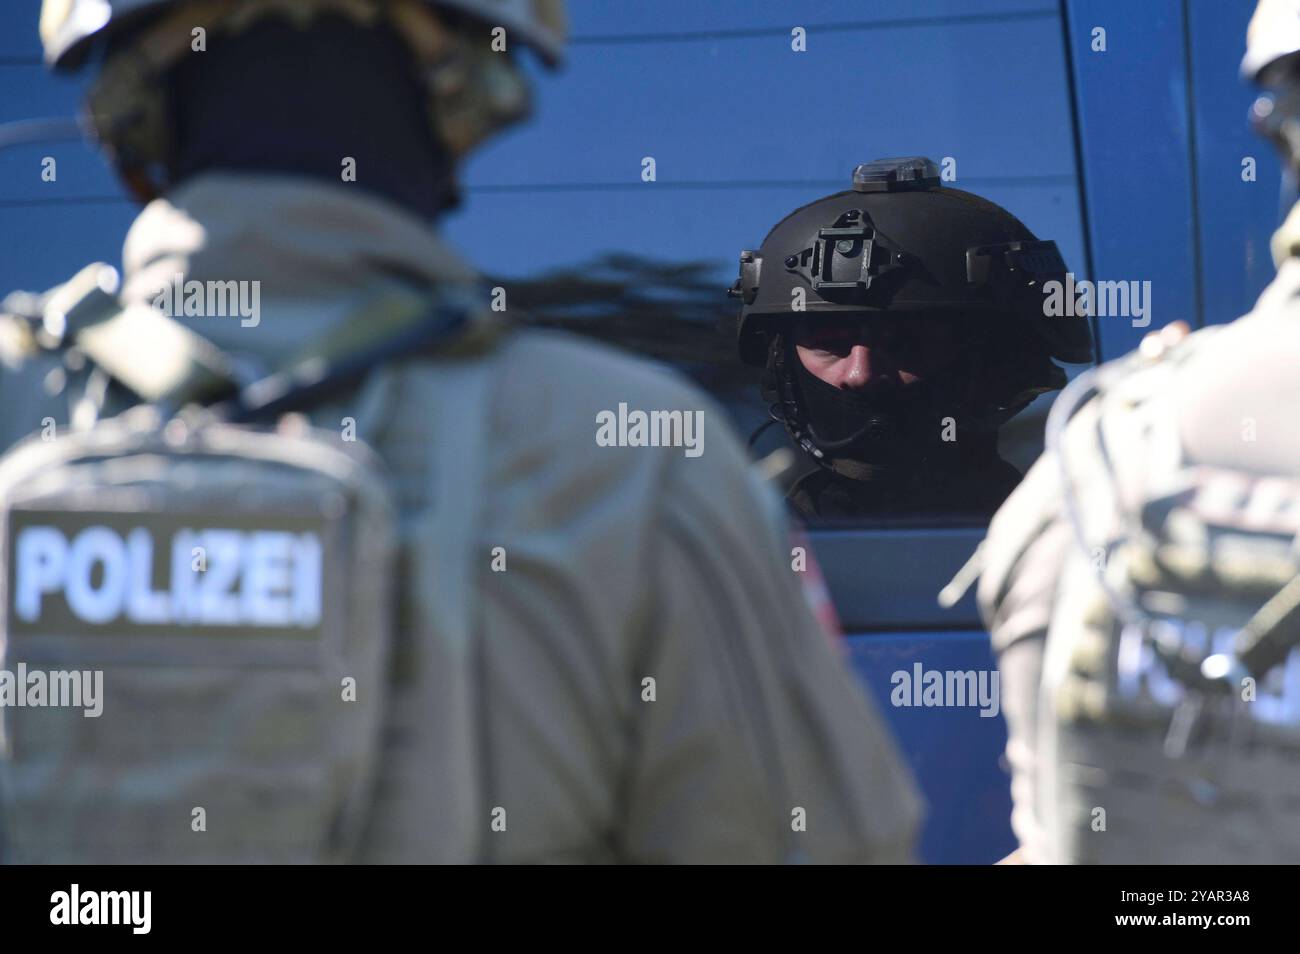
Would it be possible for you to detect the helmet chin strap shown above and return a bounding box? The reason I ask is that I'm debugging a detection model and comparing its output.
[807,418,903,483]
[766,335,1005,476]
[765,336,918,469]
[806,415,896,450]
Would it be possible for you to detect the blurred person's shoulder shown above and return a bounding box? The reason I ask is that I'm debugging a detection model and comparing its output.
[492,327,743,457]
[982,261,1300,626]
[1090,264,1300,475]
[488,326,783,523]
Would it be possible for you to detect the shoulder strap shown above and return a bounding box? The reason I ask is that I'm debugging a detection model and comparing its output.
[225,296,488,423]
[0,262,240,408]
[419,353,497,863]
[24,264,498,420]
[350,346,501,863]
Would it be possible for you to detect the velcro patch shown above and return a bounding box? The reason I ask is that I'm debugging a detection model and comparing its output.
[7,509,327,638]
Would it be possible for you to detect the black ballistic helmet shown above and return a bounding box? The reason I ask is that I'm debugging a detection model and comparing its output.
[730,158,1094,470]
[731,157,1094,367]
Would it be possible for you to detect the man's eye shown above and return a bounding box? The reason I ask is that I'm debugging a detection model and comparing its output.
[809,341,847,355]
[808,332,850,346]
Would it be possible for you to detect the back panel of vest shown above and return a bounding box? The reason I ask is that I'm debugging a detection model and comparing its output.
[0,408,396,863]
[1042,454,1300,864]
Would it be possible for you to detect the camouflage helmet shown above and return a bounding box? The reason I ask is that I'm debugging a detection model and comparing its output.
[731,158,1093,369]
[40,0,567,69]
[39,0,567,197]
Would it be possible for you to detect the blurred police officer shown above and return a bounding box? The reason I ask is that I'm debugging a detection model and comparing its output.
[731,158,1092,520]
[2,0,920,863]
[977,0,1300,863]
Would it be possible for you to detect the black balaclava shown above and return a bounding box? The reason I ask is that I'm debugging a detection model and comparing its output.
[793,356,907,447]
[785,336,1002,481]
[164,14,458,220]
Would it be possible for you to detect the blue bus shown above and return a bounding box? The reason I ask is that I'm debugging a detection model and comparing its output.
[0,0,1280,862]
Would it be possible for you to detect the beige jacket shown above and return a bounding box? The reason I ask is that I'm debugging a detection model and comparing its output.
[977,236,1300,863]
[35,172,920,863]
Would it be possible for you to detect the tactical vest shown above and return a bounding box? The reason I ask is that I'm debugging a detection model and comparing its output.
[0,267,491,862]
[0,404,397,863]
[1034,339,1300,863]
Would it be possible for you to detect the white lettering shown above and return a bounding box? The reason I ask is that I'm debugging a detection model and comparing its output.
[13,525,324,628]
